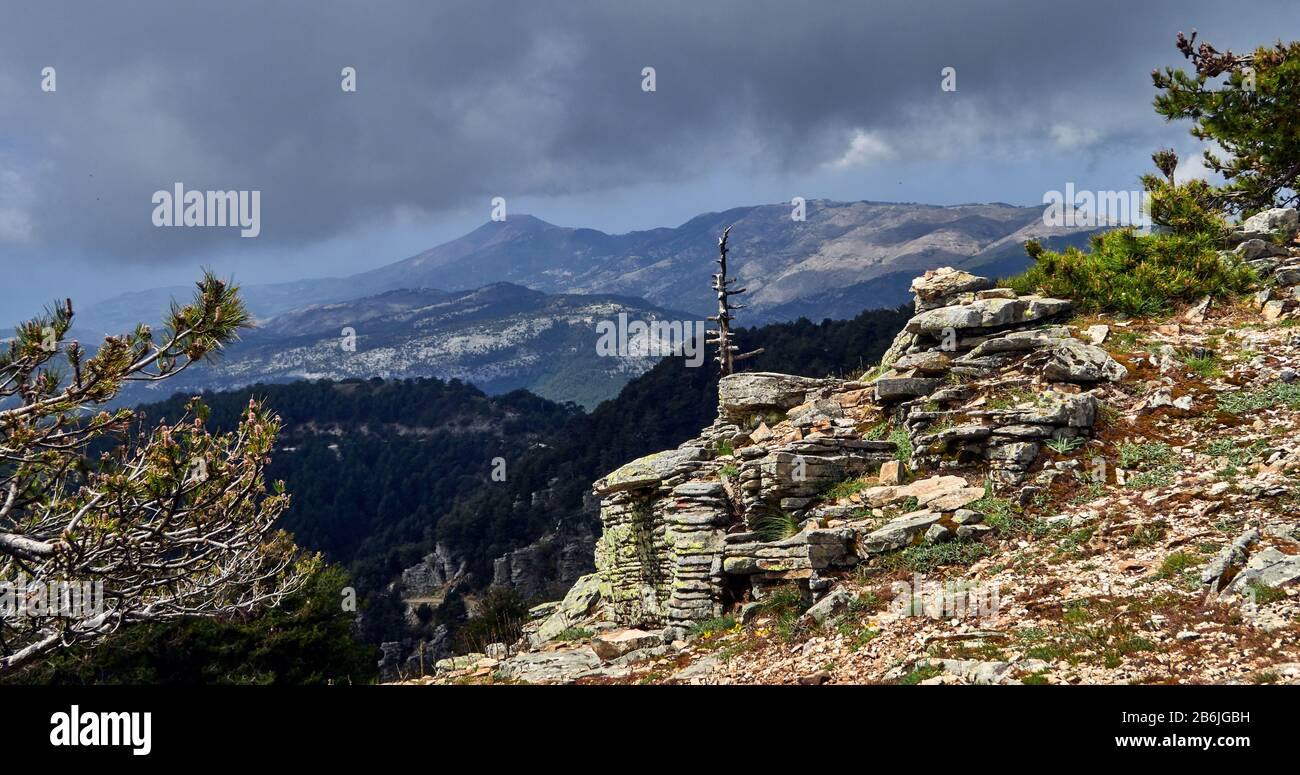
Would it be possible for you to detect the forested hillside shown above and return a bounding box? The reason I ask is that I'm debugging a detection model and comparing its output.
[18,303,912,684]
[433,304,913,582]
[126,306,909,604]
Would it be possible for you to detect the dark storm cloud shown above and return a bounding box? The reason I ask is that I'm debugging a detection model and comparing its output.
[0,0,1293,261]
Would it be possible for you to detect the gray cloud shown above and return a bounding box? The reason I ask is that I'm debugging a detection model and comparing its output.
[0,0,1294,268]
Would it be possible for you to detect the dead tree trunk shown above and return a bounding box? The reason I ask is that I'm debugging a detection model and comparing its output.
[706,226,763,376]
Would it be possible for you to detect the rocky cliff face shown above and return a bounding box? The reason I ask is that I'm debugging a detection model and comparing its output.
[411,211,1300,684]
[569,266,1123,637]
[116,283,691,410]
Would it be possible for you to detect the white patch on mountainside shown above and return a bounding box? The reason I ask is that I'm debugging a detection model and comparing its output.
[116,284,686,410]
[86,200,1100,410]
[81,199,1098,335]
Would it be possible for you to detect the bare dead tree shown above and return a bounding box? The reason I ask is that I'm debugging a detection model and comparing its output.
[706,226,763,376]
[0,273,316,676]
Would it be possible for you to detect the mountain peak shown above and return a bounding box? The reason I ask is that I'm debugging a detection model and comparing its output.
[475,213,558,235]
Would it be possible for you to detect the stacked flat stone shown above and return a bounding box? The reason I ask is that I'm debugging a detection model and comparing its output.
[723,526,858,599]
[871,269,1124,483]
[588,372,900,627]
[742,435,895,515]
[1222,207,1300,321]
[591,446,732,627]
[571,266,1128,630]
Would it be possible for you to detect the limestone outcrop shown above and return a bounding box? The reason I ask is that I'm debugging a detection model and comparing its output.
[549,266,1114,634]
[404,210,1300,687]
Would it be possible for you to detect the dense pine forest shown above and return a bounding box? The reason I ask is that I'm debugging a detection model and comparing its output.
[8,305,910,683]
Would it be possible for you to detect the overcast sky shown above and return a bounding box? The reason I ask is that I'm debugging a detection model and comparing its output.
[0,0,1295,322]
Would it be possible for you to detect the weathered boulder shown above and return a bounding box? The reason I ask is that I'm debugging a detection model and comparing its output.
[494,648,603,683]
[981,391,1096,428]
[1084,324,1110,344]
[1223,548,1300,599]
[591,628,663,661]
[1239,207,1299,239]
[801,587,855,626]
[986,441,1039,466]
[905,296,1071,335]
[956,523,993,540]
[1236,238,1290,262]
[1276,264,1300,286]
[910,267,994,311]
[860,474,969,508]
[1203,529,1258,589]
[922,658,1013,685]
[877,459,903,485]
[926,486,987,512]
[875,376,939,401]
[531,572,604,644]
[718,372,830,420]
[856,510,942,554]
[1182,297,1212,324]
[963,326,1071,358]
[891,350,954,375]
[924,523,952,544]
[594,446,705,495]
[1031,339,1127,382]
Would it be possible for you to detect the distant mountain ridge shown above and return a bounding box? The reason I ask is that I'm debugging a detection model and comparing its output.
[115,282,694,409]
[80,199,1097,335]
[82,199,1098,408]
[339,202,1096,322]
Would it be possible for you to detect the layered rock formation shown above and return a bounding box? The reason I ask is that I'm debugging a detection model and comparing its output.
[561,266,1124,633]
[399,208,1300,686]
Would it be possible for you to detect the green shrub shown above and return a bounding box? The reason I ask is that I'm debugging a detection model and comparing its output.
[1217,382,1300,413]
[752,510,802,542]
[881,542,992,574]
[687,616,737,638]
[1141,175,1228,236]
[1248,581,1287,606]
[455,586,529,654]
[1125,465,1179,489]
[555,627,594,642]
[824,476,871,501]
[889,426,913,461]
[1005,228,1255,316]
[1045,436,1083,454]
[849,590,885,613]
[758,586,810,642]
[1119,441,1173,469]
[1184,351,1224,378]
[969,482,1030,535]
[1156,551,1199,579]
[899,662,943,685]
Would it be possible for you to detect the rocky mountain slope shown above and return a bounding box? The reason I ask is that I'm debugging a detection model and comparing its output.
[411,210,1300,685]
[79,200,1097,337]
[117,283,692,409]
[347,202,1096,322]
[80,200,1094,411]
[129,304,913,679]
